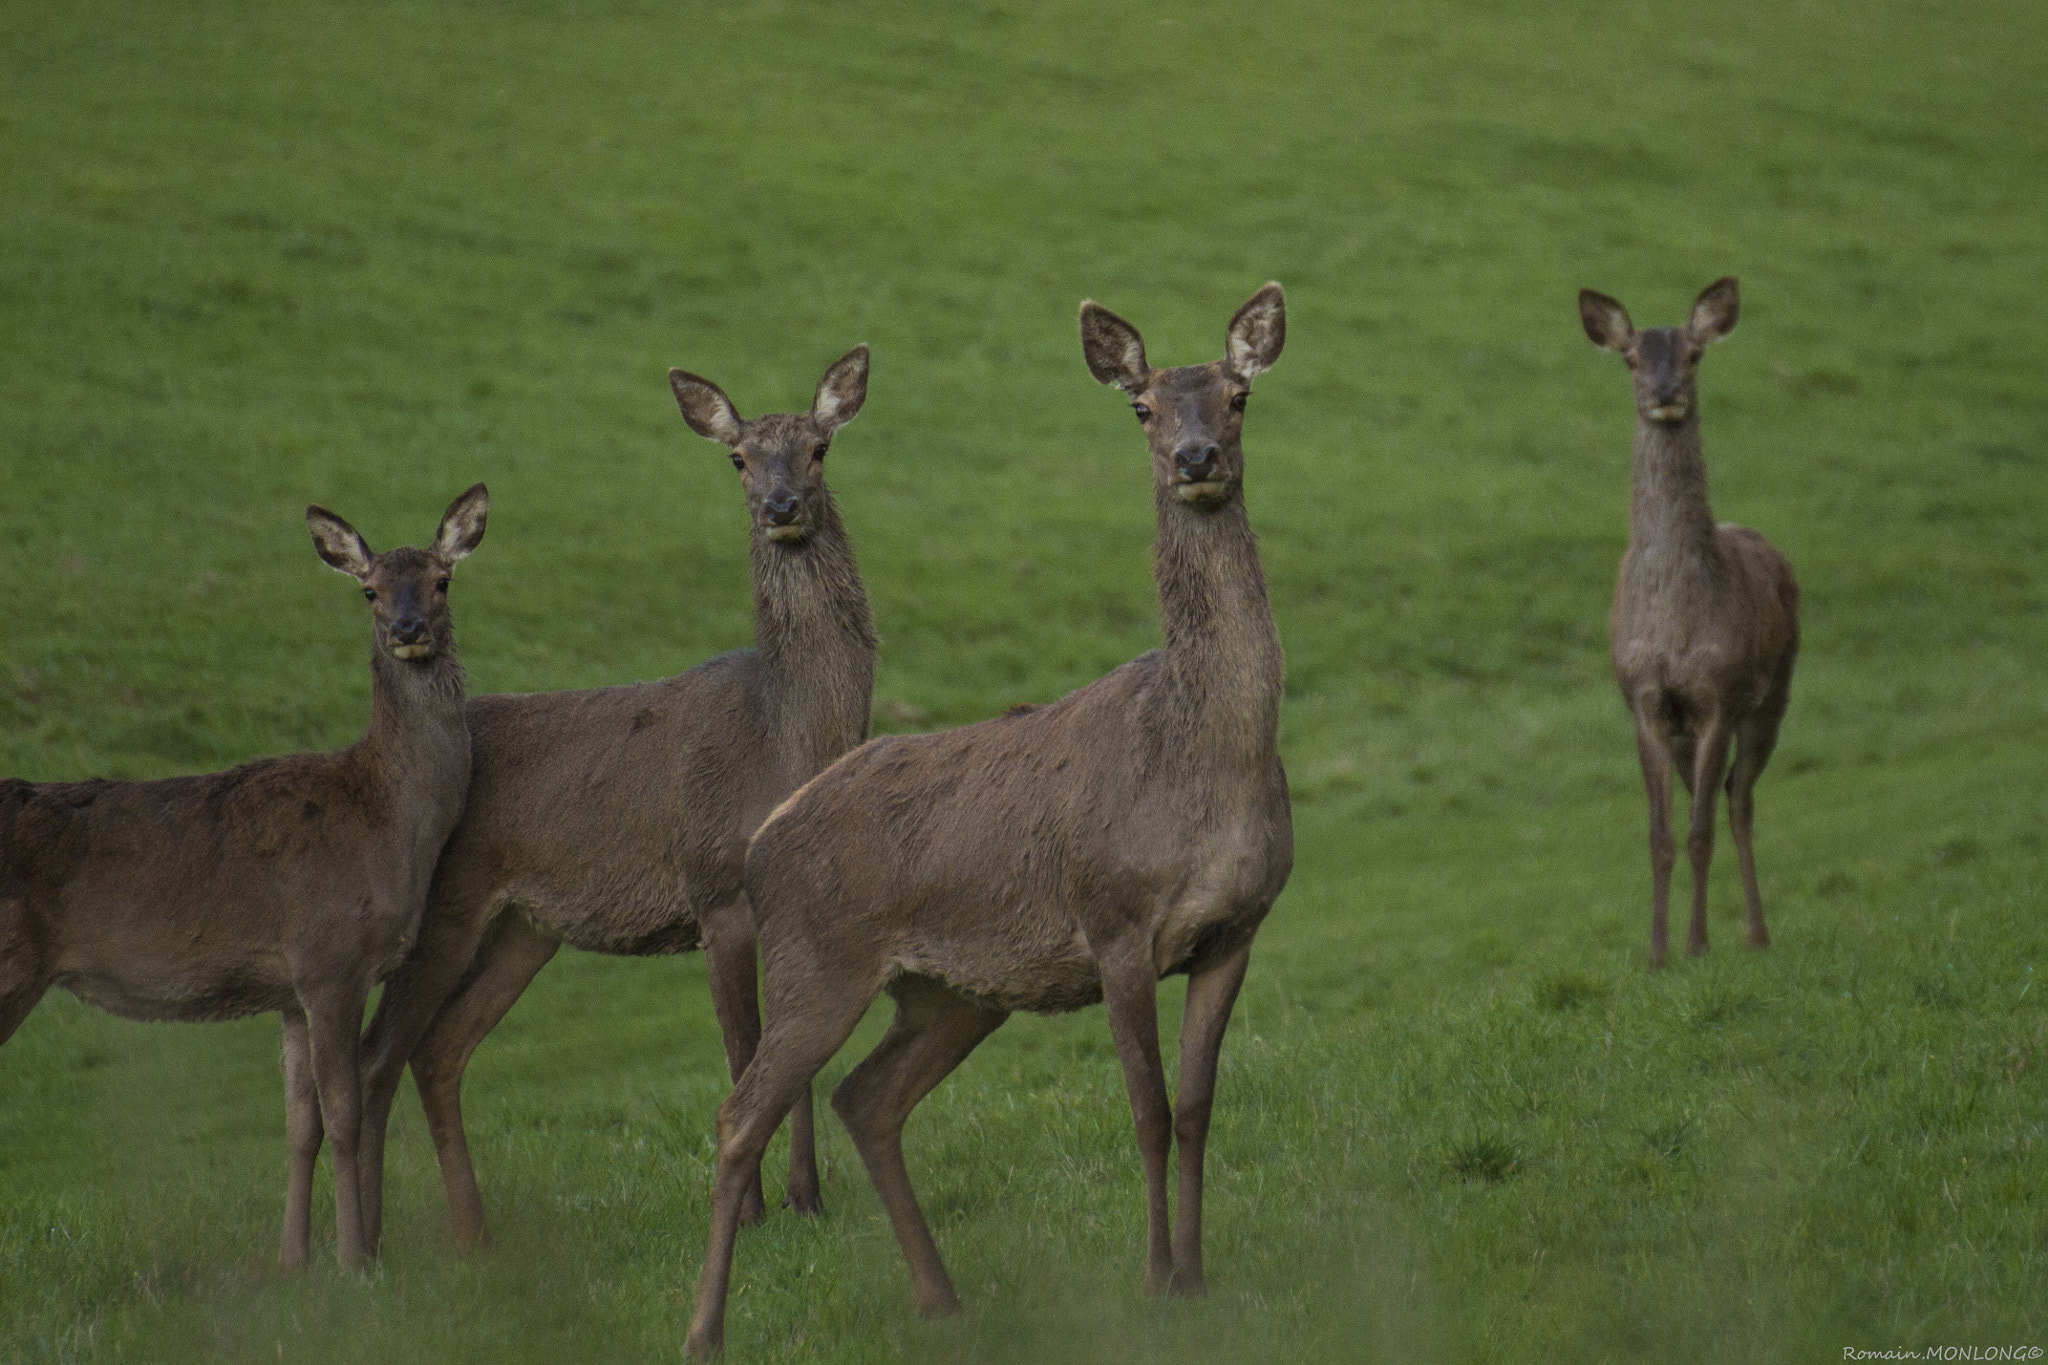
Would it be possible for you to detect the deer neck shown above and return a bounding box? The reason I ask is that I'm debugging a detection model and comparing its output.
[363,644,469,784]
[1628,415,1719,577]
[1152,489,1284,769]
[749,496,878,776]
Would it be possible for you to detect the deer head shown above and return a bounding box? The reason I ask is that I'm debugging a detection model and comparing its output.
[1580,277,1739,425]
[1080,284,1286,507]
[668,346,869,545]
[307,483,489,662]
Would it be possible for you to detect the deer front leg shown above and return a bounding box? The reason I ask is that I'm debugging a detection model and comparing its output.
[279,1006,322,1270]
[357,894,501,1253]
[1631,704,1678,969]
[1098,937,1174,1295]
[406,913,559,1247]
[700,901,775,1224]
[1169,941,1251,1296]
[1685,715,1734,958]
[303,984,372,1266]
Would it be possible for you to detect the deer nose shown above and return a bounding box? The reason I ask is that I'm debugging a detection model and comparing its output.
[1174,443,1220,481]
[763,491,802,527]
[392,616,429,645]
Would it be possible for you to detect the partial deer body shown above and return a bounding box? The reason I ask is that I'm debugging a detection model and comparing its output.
[357,349,877,1250]
[1580,277,1799,968]
[0,486,489,1267]
[684,287,1293,1358]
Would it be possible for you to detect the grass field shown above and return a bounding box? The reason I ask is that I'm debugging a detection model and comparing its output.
[3,0,2045,1360]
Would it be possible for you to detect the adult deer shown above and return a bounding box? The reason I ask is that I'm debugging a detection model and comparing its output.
[0,486,489,1267]
[356,348,877,1250]
[1580,277,1799,968]
[684,286,1295,1358]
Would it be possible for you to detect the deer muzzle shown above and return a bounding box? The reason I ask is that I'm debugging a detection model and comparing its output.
[762,490,806,540]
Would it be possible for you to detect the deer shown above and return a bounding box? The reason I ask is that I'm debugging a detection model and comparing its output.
[0,485,489,1268]
[354,348,878,1253]
[1579,277,1799,969]
[682,285,1295,1359]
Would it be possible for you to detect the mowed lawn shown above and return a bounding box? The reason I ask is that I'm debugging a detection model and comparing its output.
[2,1,2044,1360]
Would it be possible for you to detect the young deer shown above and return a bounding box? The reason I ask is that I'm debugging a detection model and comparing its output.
[1580,277,1799,968]
[0,486,489,1267]
[355,349,877,1250]
[684,287,1295,1358]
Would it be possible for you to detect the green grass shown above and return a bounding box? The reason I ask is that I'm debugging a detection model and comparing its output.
[3,0,2044,1360]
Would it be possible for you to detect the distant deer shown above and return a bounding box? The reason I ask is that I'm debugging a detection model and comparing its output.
[355,348,877,1251]
[0,486,489,1267]
[683,286,1295,1358]
[1579,277,1799,968]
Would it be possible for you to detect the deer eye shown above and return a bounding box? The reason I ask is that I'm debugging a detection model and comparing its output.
[362,587,377,602]
[812,441,828,461]
[730,451,745,471]
[1131,403,1152,423]
[1229,393,1248,414]
[436,578,451,594]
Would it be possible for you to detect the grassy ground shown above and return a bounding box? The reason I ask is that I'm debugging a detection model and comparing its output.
[3,0,2044,1360]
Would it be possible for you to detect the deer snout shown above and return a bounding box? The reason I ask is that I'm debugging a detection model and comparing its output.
[762,490,806,540]
[1174,443,1221,482]
[389,615,433,659]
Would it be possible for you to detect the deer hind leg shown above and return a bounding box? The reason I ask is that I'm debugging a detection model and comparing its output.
[405,912,559,1249]
[1685,715,1735,958]
[1098,937,1175,1294]
[279,1006,323,1270]
[831,977,1007,1318]
[0,900,51,1045]
[1631,705,1679,969]
[688,984,873,1362]
[1727,714,1783,951]
[301,982,373,1265]
[699,899,777,1225]
[1169,940,1252,1297]
[357,891,506,1253]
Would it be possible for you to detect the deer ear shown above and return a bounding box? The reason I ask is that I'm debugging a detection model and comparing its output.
[669,369,744,445]
[434,483,489,563]
[811,344,869,434]
[1225,282,1286,379]
[1688,276,1739,344]
[307,506,373,580]
[1079,301,1149,392]
[1578,289,1634,352]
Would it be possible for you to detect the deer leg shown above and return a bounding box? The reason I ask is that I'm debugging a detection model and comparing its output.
[688,992,872,1362]
[1685,716,1734,958]
[1727,719,1780,950]
[1169,940,1252,1297]
[279,1006,322,1271]
[831,978,1007,1317]
[1097,939,1174,1294]
[357,895,504,1253]
[1631,706,1678,969]
[302,984,372,1266]
[700,901,776,1225]
[406,913,559,1248]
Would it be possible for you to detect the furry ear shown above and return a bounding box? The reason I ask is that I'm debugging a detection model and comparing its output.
[307,506,373,579]
[1225,282,1286,379]
[1688,276,1739,344]
[1079,301,1150,391]
[669,369,744,445]
[1578,289,1634,351]
[434,483,489,563]
[811,345,869,434]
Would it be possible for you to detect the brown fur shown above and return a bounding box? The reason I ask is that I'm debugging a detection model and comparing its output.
[1580,278,1799,967]
[0,485,489,1268]
[684,287,1294,1357]
[356,349,877,1251]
